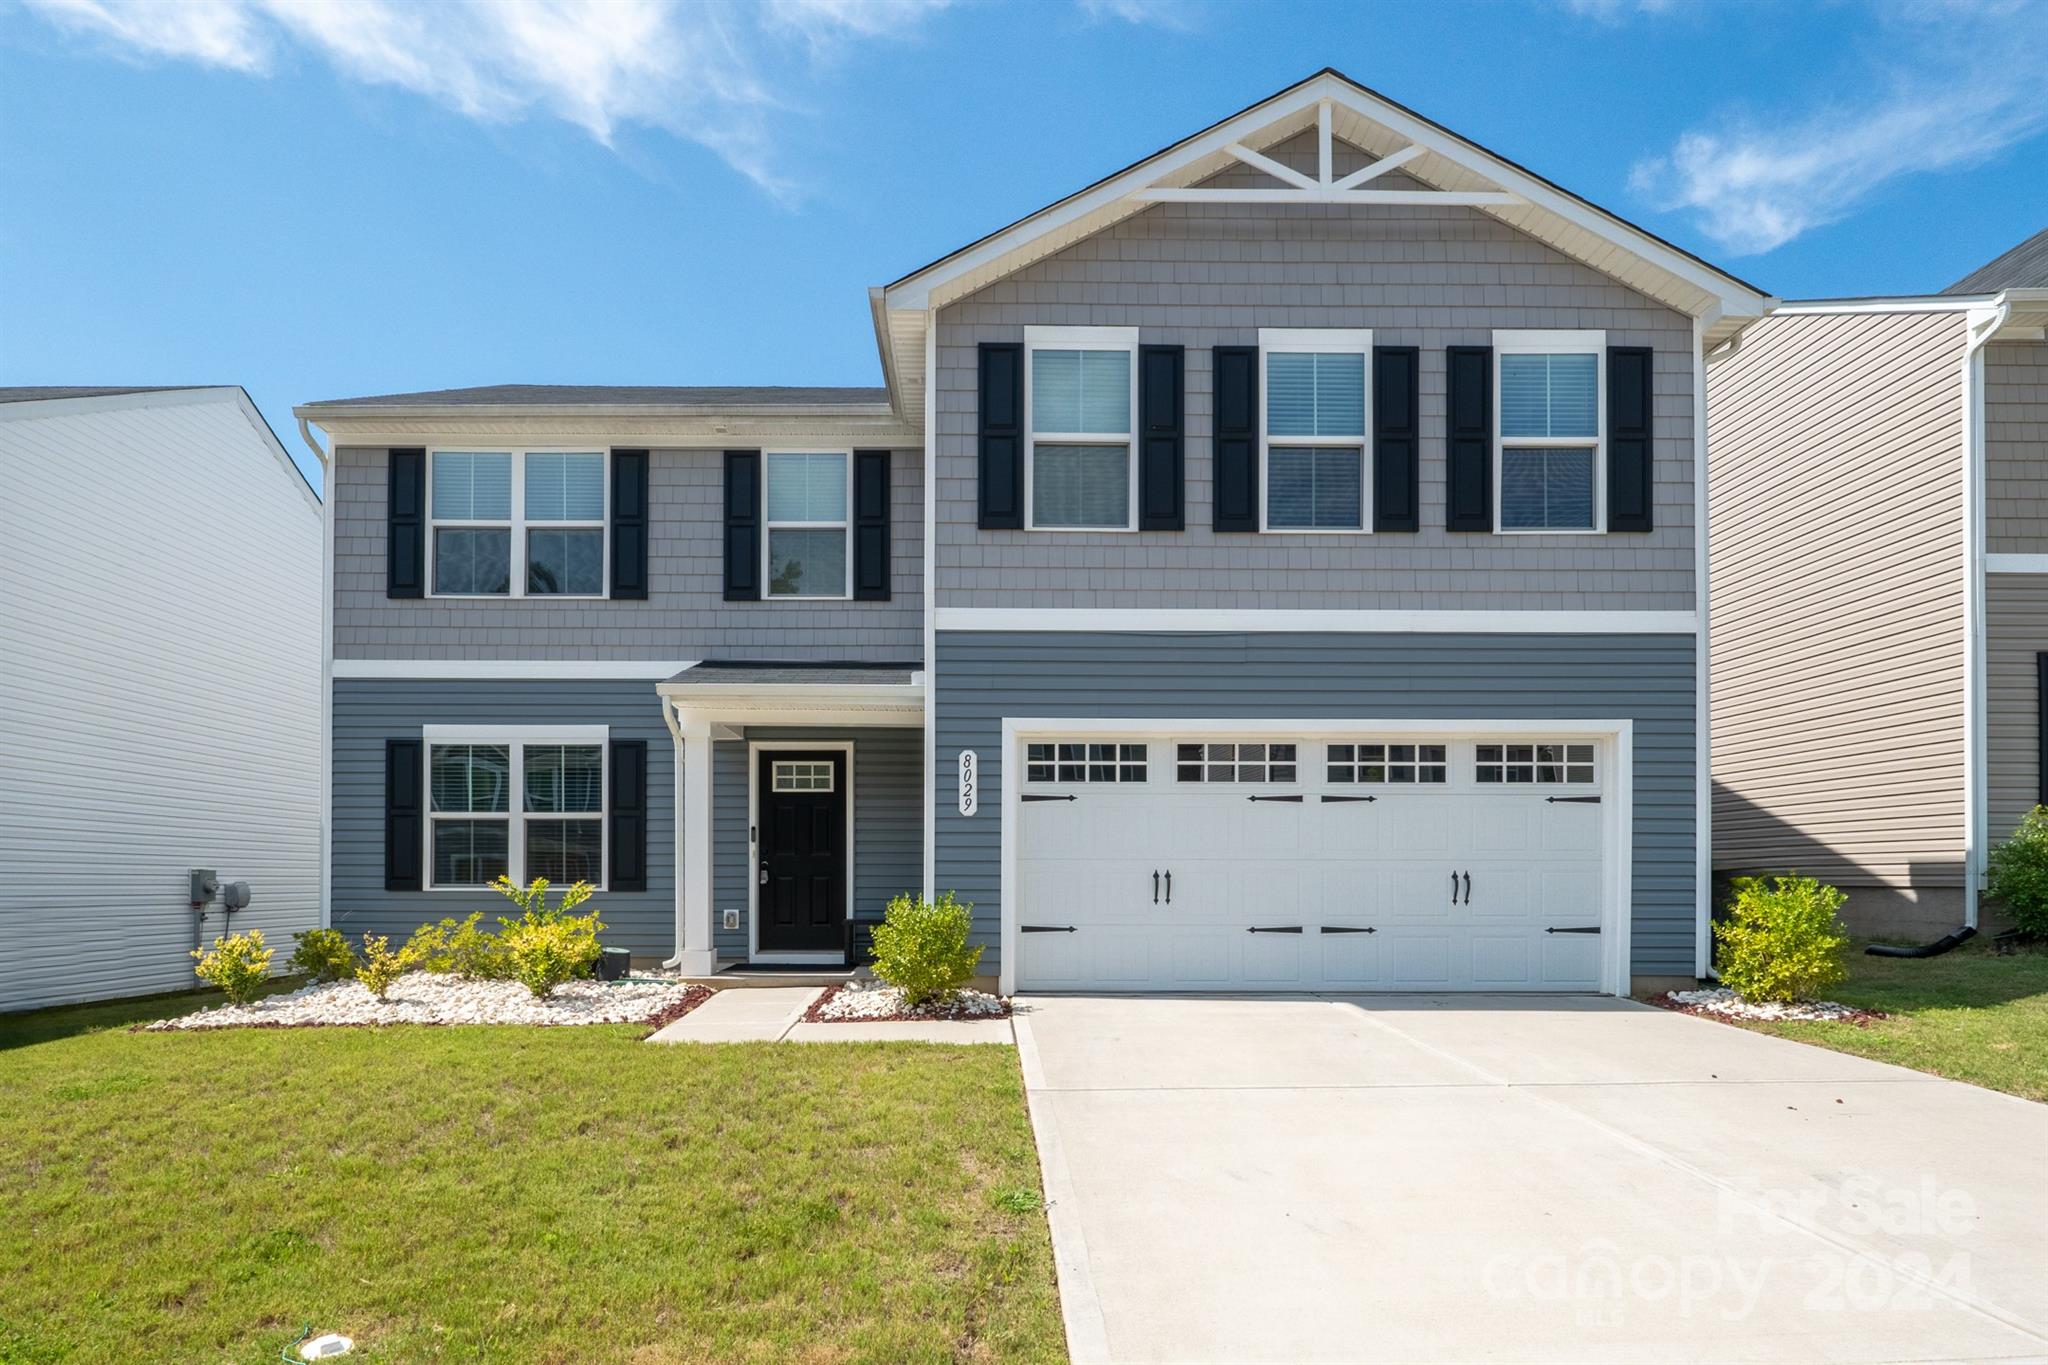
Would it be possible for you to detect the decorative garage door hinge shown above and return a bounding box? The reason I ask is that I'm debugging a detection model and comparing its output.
[1319,794,1377,803]
[1021,924,1078,933]
[1544,925,1601,934]
[1318,925,1376,934]
[1021,794,1077,803]
[1246,794,1304,803]
[1247,925,1304,934]
[1545,795,1601,804]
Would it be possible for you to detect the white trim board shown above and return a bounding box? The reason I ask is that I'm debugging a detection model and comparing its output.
[935,608,1697,634]
[335,659,698,680]
[1986,555,2048,574]
[995,716,1635,999]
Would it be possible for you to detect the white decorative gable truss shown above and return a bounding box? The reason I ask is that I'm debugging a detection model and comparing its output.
[873,68,1772,423]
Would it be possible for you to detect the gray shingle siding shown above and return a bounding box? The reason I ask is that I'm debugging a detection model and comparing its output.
[333,445,923,660]
[1985,343,2048,554]
[932,631,1697,976]
[711,726,923,960]
[932,199,1697,610]
[332,679,674,952]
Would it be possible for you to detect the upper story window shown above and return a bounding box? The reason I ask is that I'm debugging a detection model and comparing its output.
[1261,329,1370,532]
[1495,331,1603,534]
[430,449,606,597]
[426,727,607,889]
[1025,326,1138,531]
[764,451,850,599]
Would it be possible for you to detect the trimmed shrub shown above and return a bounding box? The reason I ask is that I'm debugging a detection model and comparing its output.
[404,912,512,980]
[493,877,604,998]
[192,930,273,1005]
[288,927,356,983]
[868,891,982,1008]
[356,933,416,1001]
[1714,875,1850,1004]
[1986,805,2048,936]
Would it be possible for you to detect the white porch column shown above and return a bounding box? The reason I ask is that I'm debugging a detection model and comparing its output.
[669,704,718,976]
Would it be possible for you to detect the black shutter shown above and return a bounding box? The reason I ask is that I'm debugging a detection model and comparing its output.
[853,449,892,600]
[1372,346,1420,532]
[723,450,760,601]
[610,448,649,600]
[978,343,1023,529]
[1213,345,1259,531]
[384,738,423,891]
[609,739,648,893]
[1446,347,1493,532]
[2037,654,2048,808]
[1138,344,1185,531]
[387,448,425,598]
[1607,346,1655,532]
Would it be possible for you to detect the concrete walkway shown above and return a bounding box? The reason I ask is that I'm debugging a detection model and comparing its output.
[645,986,1014,1043]
[1014,993,2048,1364]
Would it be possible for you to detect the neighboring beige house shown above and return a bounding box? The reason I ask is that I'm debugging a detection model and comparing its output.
[1709,229,2048,935]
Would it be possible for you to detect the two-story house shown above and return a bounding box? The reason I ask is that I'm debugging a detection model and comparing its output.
[298,70,1771,997]
[1710,229,2048,937]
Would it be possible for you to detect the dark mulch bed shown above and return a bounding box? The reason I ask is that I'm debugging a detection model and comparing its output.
[641,985,714,1035]
[801,983,1012,1024]
[1644,991,1888,1027]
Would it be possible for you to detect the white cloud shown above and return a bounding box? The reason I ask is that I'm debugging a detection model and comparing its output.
[1558,0,1677,22]
[1630,4,2048,255]
[22,0,950,193]
[1078,0,1200,30]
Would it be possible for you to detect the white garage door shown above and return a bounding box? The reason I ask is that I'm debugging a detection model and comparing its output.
[1013,734,1609,992]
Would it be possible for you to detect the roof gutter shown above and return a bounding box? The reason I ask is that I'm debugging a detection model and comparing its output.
[293,401,897,423]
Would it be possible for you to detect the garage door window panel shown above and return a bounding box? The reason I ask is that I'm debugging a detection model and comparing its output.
[1176,742,1297,784]
[1328,743,1447,784]
[1475,743,1596,785]
[1025,742,1147,784]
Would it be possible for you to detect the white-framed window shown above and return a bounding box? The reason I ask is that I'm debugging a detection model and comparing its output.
[763,450,851,599]
[1327,743,1447,785]
[429,449,608,597]
[1176,741,1299,784]
[1024,325,1139,531]
[772,760,836,792]
[1494,330,1604,534]
[1260,328,1371,533]
[1025,741,1148,783]
[1475,742,1597,785]
[425,726,607,888]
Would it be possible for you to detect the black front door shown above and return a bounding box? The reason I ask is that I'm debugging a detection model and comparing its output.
[757,751,847,953]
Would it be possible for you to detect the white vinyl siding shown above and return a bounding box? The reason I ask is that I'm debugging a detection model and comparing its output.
[1025,326,1138,531]
[0,389,322,1011]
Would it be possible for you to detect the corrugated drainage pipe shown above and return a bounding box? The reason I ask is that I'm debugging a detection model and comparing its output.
[1865,926,1977,959]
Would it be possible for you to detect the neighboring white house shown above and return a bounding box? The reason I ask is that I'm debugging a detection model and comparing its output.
[0,387,322,1012]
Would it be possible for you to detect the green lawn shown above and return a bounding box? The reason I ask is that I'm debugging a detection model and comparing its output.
[1723,942,2048,1102]
[0,987,1065,1363]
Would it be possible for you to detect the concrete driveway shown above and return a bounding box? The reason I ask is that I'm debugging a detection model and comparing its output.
[1013,994,2048,1364]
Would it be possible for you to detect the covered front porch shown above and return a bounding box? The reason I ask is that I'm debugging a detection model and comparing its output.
[657,663,925,976]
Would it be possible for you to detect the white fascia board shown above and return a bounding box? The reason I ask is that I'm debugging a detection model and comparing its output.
[884,72,1766,321]
[336,659,698,680]
[935,608,1697,634]
[1767,296,1993,315]
[1987,555,2048,573]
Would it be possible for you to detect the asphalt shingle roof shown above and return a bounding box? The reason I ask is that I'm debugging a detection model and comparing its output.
[1945,226,2048,294]
[0,386,209,404]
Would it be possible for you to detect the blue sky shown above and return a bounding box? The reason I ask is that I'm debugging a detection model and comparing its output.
[4,0,2045,492]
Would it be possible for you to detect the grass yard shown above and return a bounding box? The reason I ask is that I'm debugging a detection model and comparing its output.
[1726,942,2048,1102]
[0,987,1065,1363]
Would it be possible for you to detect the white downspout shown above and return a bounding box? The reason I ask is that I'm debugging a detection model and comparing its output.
[1694,314,1714,980]
[1961,300,2009,930]
[299,418,335,930]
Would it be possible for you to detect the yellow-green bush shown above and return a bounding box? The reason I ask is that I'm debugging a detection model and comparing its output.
[404,912,510,980]
[869,891,983,1008]
[287,927,356,983]
[191,930,273,1005]
[356,933,417,1001]
[1714,875,1849,1003]
[493,877,604,998]
[1987,805,2048,936]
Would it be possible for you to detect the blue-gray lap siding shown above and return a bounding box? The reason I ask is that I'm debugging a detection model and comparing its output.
[932,631,1699,978]
[710,727,924,960]
[332,680,675,953]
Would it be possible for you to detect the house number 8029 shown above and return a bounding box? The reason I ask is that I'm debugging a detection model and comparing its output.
[958,749,978,817]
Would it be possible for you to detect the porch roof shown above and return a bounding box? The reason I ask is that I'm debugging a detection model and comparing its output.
[656,661,925,726]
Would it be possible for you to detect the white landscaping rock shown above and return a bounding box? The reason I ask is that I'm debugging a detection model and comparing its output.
[146,971,697,1030]
[1666,986,1870,1022]
[813,982,1007,1022]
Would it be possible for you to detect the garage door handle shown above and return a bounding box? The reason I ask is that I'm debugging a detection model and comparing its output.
[1545,926,1601,934]
[1546,796,1601,804]
[1022,794,1076,803]
[1247,794,1303,803]
[1462,871,1471,904]
[1319,794,1377,803]
[1247,925,1303,934]
[1450,870,1460,905]
[1319,925,1376,934]
[1164,870,1171,903]
[1022,924,1078,933]
[1153,870,1159,904]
